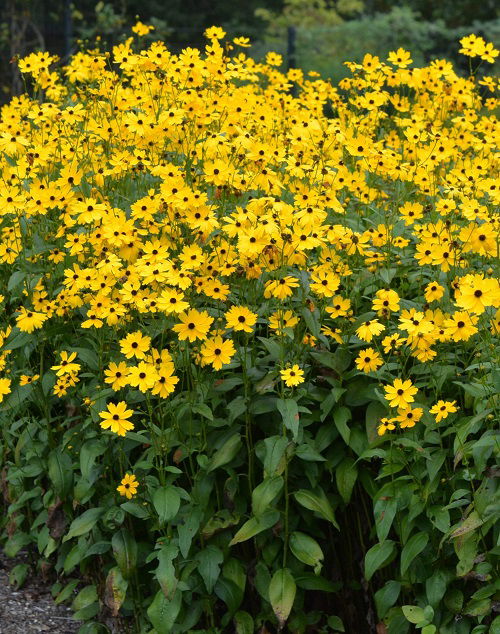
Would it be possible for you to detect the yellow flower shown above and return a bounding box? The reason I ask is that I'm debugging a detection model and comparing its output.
[388,48,413,68]
[117,473,139,499]
[384,379,418,409]
[200,336,236,371]
[356,319,385,342]
[424,282,444,303]
[16,307,47,333]
[225,306,258,333]
[20,374,40,386]
[51,351,80,376]
[120,331,151,360]
[172,309,214,342]
[377,417,396,436]
[104,362,130,391]
[396,407,423,429]
[280,365,304,387]
[0,378,12,403]
[429,400,458,423]
[99,401,134,436]
[355,348,383,373]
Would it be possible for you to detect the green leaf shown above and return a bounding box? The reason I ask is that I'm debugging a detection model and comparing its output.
[276,398,300,440]
[147,589,182,634]
[8,271,26,292]
[196,545,224,593]
[229,510,279,546]
[72,585,98,621]
[252,476,284,517]
[333,406,351,444]
[112,529,137,579]
[335,457,358,503]
[48,450,73,499]
[450,510,484,538]
[262,436,288,476]
[375,580,401,619]
[207,434,242,472]
[153,487,181,526]
[234,611,254,634]
[63,508,104,542]
[80,440,106,480]
[374,496,397,542]
[401,532,428,575]
[364,540,396,581]
[121,501,149,519]
[55,579,79,605]
[156,544,178,598]
[289,532,324,573]
[401,605,426,624]
[293,489,338,529]
[269,568,296,628]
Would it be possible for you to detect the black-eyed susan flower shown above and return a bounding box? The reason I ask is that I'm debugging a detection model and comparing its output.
[384,379,418,409]
[280,365,304,387]
[117,473,139,499]
[99,401,134,436]
[429,400,458,423]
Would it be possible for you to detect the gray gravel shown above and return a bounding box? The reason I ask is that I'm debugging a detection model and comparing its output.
[0,552,80,633]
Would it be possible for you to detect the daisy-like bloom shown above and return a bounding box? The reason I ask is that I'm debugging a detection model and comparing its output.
[117,473,139,499]
[429,400,458,423]
[269,310,299,334]
[396,406,423,429]
[127,362,158,392]
[321,326,343,344]
[51,351,81,376]
[16,307,48,333]
[454,275,500,315]
[0,377,12,403]
[443,311,478,342]
[120,331,151,360]
[150,366,179,398]
[172,309,214,342]
[372,289,400,316]
[377,417,396,436]
[264,276,300,300]
[99,401,134,436]
[355,319,385,342]
[382,333,404,353]
[157,288,190,314]
[104,361,130,391]
[19,374,40,385]
[325,296,351,318]
[388,47,413,68]
[200,336,236,370]
[225,306,258,333]
[355,348,383,373]
[384,379,418,409]
[280,364,304,387]
[424,281,444,303]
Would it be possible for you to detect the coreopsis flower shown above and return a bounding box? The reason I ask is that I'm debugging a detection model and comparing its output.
[51,351,80,376]
[19,374,40,385]
[384,379,418,409]
[377,418,396,436]
[388,48,413,68]
[225,306,258,333]
[104,362,130,391]
[443,312,478,342]
[99,402,134,436]
[356,319,385,342]
[0,378,12,403]
[424,282,444,303]
[200,336,236,370]
[355,348,383,373]
[264,276,300,300]
[269,310,299,334]
[127,362,158,392]
[430,400,458,423]
[16,307,48,333]
[280,365,304,387]
[325,296,351,318]
[117,473,139,499]
[120,331,152,360]
[172,309,214,342]
[396,407,423,429]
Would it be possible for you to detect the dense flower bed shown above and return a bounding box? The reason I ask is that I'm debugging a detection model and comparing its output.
[0,24,499,634]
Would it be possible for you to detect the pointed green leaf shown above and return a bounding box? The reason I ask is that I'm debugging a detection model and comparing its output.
[269,568,296,628]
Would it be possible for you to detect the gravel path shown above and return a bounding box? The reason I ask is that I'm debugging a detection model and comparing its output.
[0,552,80,633]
